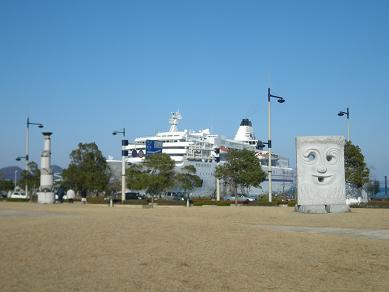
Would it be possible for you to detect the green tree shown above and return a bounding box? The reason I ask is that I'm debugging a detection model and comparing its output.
[19,161,40,193]
[0,179,14,192]
[215,149,266,205]
[62,143,111,195]
[126,153,176,205]
[126,163,150,191]
[175,165,203,206]
[344,141,369,188]
[0,171,14,192]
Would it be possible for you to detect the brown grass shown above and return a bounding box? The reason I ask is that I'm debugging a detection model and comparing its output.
[1,202,389,291]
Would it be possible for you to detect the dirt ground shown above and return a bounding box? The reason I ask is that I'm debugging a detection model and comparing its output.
[1,202,389,291]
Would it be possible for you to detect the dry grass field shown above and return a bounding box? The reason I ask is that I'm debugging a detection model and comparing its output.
[1,202,389,291]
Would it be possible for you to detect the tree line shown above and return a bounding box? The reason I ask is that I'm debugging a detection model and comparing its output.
[61,143,204,199]
[59,143,267,199]
[1,140,380,199]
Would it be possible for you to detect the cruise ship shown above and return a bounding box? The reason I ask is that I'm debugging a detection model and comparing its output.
[107,112,295,197]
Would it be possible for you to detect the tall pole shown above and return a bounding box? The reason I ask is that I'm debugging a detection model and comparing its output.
[122,147,126,203]
[14,170,17,187]
[112,128,127,204]
[385,176,387,197]
[267,88,272,203]
[215,148,220,201]
[216,178,220,201]
[346,107,350,142]
[122,129,127,204]
[25,117,29,199]
[114,128,126,204]
[266,88,285,202]
[22,117,44,201]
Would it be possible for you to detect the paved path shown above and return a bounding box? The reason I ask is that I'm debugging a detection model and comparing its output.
[256,224,389,241]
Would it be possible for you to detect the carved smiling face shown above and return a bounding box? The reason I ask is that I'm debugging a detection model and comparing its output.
[301,145,341,186]
[296,136,346,205]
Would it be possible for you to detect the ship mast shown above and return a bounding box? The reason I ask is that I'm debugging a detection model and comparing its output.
[169,112,182,132]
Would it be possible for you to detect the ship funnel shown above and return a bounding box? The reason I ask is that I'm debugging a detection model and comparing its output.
[234,119,256,142]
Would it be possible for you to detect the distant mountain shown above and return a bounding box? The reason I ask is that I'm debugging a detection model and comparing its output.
[52,165,64,174]
[0,165,64,181]
[0,166,23,181]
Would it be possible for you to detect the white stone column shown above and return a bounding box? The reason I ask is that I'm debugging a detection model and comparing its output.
[37,132,54,204]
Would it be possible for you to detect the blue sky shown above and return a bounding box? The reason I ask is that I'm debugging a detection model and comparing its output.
[1,0,388,179]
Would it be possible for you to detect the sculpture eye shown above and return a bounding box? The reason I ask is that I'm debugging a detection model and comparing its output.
[303,149,318,163]
[325,149,338,164]
[307,152,316,161]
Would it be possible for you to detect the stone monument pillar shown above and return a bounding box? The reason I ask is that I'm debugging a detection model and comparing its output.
[295,136,350,213]
[37,132,55,204]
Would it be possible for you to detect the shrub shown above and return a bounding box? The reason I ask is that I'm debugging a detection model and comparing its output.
[124,199,149,205]
[86,196,150,205]
[86,196,107,204]
[350,203,368,208]
[191,198,213,203]
[153,200,186,206]
[287,200,297,207]
[192,200,230,206]
[254,201,278,206]
[5,198,29,202]
[350,200,389,208]
[215,201,230,206]
[369,200,389,207]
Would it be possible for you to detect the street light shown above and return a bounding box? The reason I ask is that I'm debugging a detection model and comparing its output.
[337,107,350,141]
[112,128,127,204]
[15,155,27,194]
[112,128,125,137]
[14,170,18,188]
[25,117,44,200]
[16,155,28,161]
[266,88,285,203]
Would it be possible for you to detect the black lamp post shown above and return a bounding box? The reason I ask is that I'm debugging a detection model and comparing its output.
[112,128,125,137]
[15,155,28,197]
[16,155,28,161]
[266,88,286,203]
[112,128,127,204]
[25,117,44,200]
[337,107,350,141]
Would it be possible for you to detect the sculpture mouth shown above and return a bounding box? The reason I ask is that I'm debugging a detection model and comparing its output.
[312,174,333,184]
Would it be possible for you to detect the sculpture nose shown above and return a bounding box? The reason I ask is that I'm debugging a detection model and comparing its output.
[317,164,327,174]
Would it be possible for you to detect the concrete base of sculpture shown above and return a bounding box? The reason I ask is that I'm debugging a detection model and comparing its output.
[295,205,327,214]
[37,192,54,204]
[296,204,350,214]
[325,204,350,213]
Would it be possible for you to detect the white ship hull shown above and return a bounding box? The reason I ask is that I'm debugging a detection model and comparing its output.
[107,160,294,197]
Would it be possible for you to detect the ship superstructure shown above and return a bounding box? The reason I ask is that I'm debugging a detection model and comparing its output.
[108,112,294,197]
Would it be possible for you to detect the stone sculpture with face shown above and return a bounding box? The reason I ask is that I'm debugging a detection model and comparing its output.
[296,136,346,206]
